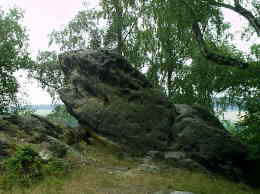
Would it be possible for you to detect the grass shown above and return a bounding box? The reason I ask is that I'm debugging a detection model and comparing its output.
[1,140,259,194]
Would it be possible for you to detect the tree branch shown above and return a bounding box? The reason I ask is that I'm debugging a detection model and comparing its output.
[211,0,260,36]
[192,22,249,68]
[179,0,255,69]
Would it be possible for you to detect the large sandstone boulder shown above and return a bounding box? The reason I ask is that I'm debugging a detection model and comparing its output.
[58,49,253,182]
[59,49,176,153]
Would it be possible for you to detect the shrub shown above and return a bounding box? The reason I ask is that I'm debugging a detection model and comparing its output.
[48,141,68,158]
[0,144,74,190]
[43,158,72,176]
[236,111,260,160]
[0,146,43,189]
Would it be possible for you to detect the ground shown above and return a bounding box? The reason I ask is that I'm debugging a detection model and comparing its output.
[1,139,259,194]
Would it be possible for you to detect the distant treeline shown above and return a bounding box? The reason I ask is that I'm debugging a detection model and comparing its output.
[23,104,63,111]
[25,103,239,112]
[214,105,239,112]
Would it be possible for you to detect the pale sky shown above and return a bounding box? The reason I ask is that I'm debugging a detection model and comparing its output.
[1,0,98,105]
[1,0,98,56]
[0,0,258,105]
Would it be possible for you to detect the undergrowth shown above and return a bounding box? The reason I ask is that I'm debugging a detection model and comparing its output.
[0,145,71,191]
[0,141,259,194]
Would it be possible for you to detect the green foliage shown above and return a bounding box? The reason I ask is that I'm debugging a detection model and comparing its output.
[49,9,103,51]
[47,105,78,127]
[0,8,32,113]
[235,95,260,160]
[30,0,260,158]
[0,145,72,190]
[48,141,68,158]
[251,44,260,60]
[32,9,105,94]
[221,120,237,133]
[32,0,259,109]
[43,158,71,177]
[1,146,43,189]
[28,51,62,101]
[9,103,36,115]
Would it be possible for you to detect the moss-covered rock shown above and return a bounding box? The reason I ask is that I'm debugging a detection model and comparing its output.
[58,49,257,184]
[0,114,89,161]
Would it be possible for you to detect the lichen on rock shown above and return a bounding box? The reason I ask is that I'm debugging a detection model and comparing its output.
[57,49,257,184]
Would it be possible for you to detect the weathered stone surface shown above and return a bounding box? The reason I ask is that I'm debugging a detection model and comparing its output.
[169,104,250,176]
[164,151,186,160]
[0,114,88,161]
[58,49,254,182]
[59,49,176,154]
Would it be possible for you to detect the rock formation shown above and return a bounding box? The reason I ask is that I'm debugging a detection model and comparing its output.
[58,49,256,183]
[0,114,89,160]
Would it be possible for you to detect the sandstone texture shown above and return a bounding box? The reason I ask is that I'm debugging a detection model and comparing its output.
[58,49,256,183]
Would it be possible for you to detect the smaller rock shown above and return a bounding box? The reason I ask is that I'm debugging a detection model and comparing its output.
[153,191,167,194]
[105,166,130,172]
[171,191,195,194]
[153,191,195,194]
[142,155,153,163]
[164,151,207,172]
[39,149,52,161]
[137,163,160,173]
[176,158,206,171]
[147,150,161,158]
[164,151,186,160]
[46,136,69,158]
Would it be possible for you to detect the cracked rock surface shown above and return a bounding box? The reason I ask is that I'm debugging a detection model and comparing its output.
[58,49,253,182]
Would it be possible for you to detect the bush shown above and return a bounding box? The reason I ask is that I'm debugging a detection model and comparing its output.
[0,145,73,190]
[236,111,260,160]
[43,158,72,176]
[47,105,78,127]
[0,146,43,189]
[48,141,68,158]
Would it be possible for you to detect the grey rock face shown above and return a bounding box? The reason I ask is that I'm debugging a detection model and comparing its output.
[59,49,176,154]
[0,114,86,160]
[58,49,252,181]
[170,104,249,176]
[164,151,186,160]
[164,151,206,172]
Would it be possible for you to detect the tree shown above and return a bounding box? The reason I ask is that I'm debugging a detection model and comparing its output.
[48,9,104,52]
[184,0,259,68]
[31,0,260,152]
[35,0,259,113]
[0,8,32,113]
[98,0,259,111]
[28,51,62,102]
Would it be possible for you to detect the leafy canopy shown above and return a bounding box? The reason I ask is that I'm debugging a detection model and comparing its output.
[0,8,32,113]
[34,0,259,112]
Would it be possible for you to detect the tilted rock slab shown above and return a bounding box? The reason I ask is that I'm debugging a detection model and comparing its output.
[58,49,255,183]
